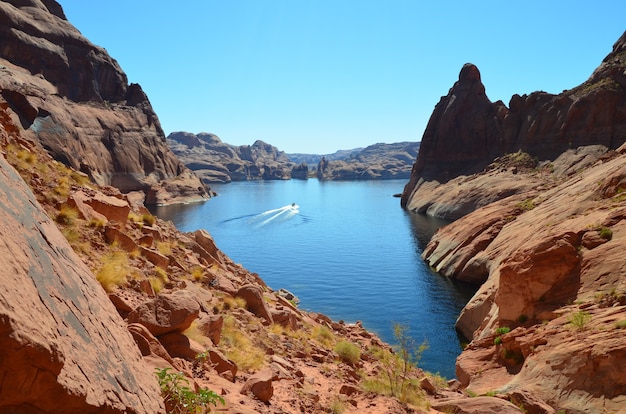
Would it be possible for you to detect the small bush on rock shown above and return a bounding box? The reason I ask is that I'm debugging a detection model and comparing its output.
[155,367,223,413]
[598,226,613,240]
[363,323,428,406]
[495,327,511,335]
[334,340,361,365]
[569,310,591,331]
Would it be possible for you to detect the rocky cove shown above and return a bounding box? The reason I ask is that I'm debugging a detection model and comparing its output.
[0,1,625,414]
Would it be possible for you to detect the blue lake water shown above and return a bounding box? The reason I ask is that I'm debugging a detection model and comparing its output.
[152,179,475,379]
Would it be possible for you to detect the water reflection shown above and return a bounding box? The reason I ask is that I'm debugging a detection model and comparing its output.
[404,210,478,343]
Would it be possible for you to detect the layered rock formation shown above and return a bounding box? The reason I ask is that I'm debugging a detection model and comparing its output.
[403,31,626,412]
[316,141,419,180]
[167,132,299,183]
[402,32,626,214]
[169,131,419,183]
[0,0,208,205]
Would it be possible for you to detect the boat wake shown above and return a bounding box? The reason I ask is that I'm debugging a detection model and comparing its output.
[251,203,300,228]
[220,203,306,228]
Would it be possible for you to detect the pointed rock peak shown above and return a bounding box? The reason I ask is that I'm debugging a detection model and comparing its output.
[610,30,626,56]
[459,63,482,83]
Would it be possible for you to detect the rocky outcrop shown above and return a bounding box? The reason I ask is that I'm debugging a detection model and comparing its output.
[412,31,626,412]
[0,137,162,412]
[240,368,274,403]
[402,31,626,213]
[316,141,420,180]
[127,292,201,337]
[0,0,208,205]
[170,131,419,183]
[167,132,296,183]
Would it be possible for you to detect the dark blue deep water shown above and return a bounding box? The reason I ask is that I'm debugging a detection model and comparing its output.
[152,179,474,378]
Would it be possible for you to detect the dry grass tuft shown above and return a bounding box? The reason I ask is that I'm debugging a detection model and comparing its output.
[190,266,204,282]
[183,320,211,347]
[56,205,79,225]
[96,250,131,292]
[313,325,336,348]
[219,315,265,372]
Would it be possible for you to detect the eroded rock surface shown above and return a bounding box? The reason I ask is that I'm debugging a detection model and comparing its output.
[0,142,162,413]
[0,0,208,205]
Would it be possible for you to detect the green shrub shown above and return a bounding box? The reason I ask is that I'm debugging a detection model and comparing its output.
[569,310,591,331]
[494,336,502,345]
[599,226,613,240]
[615,320,626,329]
[334,340,361,365]
[155,367,223,413]
[363,323,428,406]
[495,326,511,335]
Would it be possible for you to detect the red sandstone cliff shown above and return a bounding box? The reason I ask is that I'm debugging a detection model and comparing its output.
[0,0,208,205]
[402,31,626,217]
[403,31,626,412]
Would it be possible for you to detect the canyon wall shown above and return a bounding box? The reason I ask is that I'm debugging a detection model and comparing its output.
[403,30,626,412]
[402,31,626,216]
[0,0,208,205]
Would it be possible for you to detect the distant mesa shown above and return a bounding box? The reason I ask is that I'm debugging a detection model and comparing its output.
[315,141,420,181]
[168,131,420,184]
[167,132,297,184]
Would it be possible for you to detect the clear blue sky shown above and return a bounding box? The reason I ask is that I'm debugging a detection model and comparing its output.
[59,1,625,154]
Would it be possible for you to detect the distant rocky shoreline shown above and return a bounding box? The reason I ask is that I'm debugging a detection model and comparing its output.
[167,131,419,184]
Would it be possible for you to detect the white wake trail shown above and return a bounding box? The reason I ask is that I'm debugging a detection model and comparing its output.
[252,204,299,228]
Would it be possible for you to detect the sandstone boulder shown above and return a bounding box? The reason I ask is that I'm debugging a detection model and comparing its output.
[104,226,137,252]
[158,331,204,361]
[0,146,162,412]
[128,323,176,365]
[271,307,299,329]
[240,369,274,403]
[139,246,170,269]
[84,192,131,226]
[67,190,108,224]
[127,291,200,336]
[197,313,224,345]
[432,396,523,414]
[236,285,274,325]
[193,228,223,264]
[207,349,238,380]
